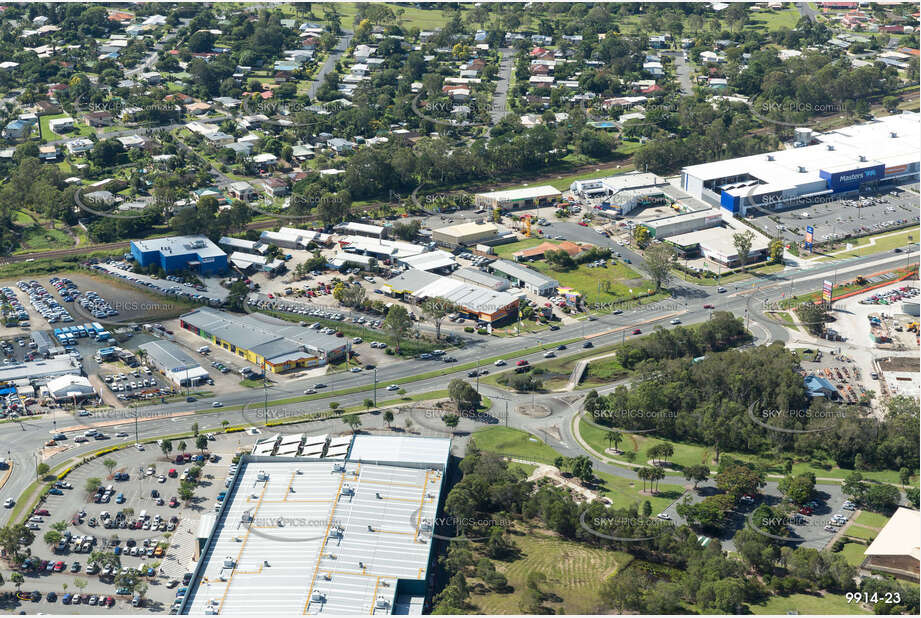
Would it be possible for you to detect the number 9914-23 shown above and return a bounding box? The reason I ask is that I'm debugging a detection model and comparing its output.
[845,592,901,604]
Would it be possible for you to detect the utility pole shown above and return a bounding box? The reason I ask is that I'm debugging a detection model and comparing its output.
[373,369,377,407]
[475,358,480,393]
[133,401,139,446]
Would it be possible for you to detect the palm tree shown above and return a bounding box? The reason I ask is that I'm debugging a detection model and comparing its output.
[606,430,622,453]
[651,467,666,494]
[383,410,394,428]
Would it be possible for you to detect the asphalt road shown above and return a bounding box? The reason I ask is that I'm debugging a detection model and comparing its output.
[490,48,515,126]
[306,31,353,101]
[1,246,914,527]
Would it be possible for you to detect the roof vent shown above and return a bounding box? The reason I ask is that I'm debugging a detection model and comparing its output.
[890,131,897,138]
[797,166,807,173]
[858,155,867,162]
[311,590,325,602]
[375,596,389,609]
[223,556,235,568]
[766,154,774,161]
[826,144,834,151]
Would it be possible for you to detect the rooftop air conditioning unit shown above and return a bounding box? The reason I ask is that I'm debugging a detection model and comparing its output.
[256,471,268,482]
[797,166,807,173]
[890,131,897,138]
[311,590,325,602]
[375,596,389,609]
[826,144,834,151]
[766,154,774,161]
[223,556,235,568]
[858,155,867,162]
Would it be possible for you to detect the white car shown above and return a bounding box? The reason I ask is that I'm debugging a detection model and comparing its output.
[656,513,671,520]
[3,498,14,508]
[212,401,223,408]
[386,384,399,391]
[670,318,681,325]
[494,359,506,366]
[157,475,166,483]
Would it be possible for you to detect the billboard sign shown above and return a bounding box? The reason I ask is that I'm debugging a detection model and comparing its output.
[820,164,885,191]
[804,226,814,251]
[822,280,833,303]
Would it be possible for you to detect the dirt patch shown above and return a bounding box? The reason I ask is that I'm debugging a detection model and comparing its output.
[516,403,551,418]
[878,356,919,372]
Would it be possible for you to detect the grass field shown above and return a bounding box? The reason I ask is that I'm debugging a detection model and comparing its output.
[472,426,560,465]
[530,260,647,305]
[839,542,869,567]
[16,226,73,252]
[507,461,538,478]
[819,226,920,260]
[748,592,871,615]
[39,113,94,141]
[854,511,889,529]
[843,524,878,541]
[744,7,802,31]
[501,143,643,193]
[471,529,633,615]
[594,469,684,513]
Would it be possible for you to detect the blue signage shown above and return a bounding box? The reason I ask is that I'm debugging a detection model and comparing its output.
[820,165,885,192]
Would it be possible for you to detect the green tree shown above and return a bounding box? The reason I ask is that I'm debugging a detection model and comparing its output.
[103,458,117,476]
[160,439,173,457]
[732,230,755,271]
[448,378,481,412]
[633,225,651,249]
[684,464,711,490]
[382,305,412,354]
[644,243,675,291]
[85,477,102,495]
[442,413,460,430]
[383,410,394,428]
[343,413,362,433]
[37,462,50,477]
[196,434,208,454]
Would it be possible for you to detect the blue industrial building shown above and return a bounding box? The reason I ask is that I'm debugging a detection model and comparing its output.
[130,236,227,275]
[681,113,920,215]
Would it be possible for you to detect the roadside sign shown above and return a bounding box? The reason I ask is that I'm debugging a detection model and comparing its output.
[822,280,833,303]
[805,226,814,251]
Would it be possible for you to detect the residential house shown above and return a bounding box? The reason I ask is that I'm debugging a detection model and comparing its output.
[117,135,146,149]
[2,119,33,139]
[48,117,75,134]
[38,144,59,161]
[83,110,113,127]
[264,177,290,198]
[326,138,353,154]
[65,138,94,155]
[227,181,257,202]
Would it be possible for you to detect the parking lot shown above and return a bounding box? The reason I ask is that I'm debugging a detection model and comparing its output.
[659,479,850,552]
[5,433,241,613]
[747,183,920,246]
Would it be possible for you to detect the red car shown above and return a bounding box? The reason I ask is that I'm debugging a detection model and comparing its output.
[169,497,179,508]
[34,509,50,516]
[798,506,813,515]
[267,293,274,299]
[632,329,642,335]
[54,561,65,572]
[516,360,529,366]
[577,221,588,227]
[703,304,714,309]
[103,596,115,607]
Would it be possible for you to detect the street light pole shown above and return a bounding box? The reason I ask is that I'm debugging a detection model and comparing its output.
[373,369,377,407]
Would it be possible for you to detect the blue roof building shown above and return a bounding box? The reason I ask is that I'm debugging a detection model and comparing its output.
[130,235,227,276]
[804,375,838,399]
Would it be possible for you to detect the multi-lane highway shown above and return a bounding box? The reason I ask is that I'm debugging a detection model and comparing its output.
[0,247,915,525]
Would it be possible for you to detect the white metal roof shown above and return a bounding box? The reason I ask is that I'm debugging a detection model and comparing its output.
[399,250,456,272]
[864,507,921,560]
[683,113,920,187]
[477,185,562,202]
[349,436,451,466]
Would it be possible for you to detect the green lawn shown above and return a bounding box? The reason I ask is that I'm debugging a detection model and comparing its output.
[501,144,642,193]
[531,260,647,305]
[748,592,871,615]
[819,226,920,260]
[39,113,93,141]
[839,542,869,567]
[595,469,684,513]
[854,511,889,529]
[471,529,633,615]
[472,426,560,465]
[843,524,878,541]
[745,7,802,31]
[507,461,538,477]
[493,237,549,260]
[16,226,73,252]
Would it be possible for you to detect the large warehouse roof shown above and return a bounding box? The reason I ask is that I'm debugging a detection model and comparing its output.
[414,276,518,314]
[138,340,200,372]
[182,439,447,615]
[180,307,345,361]
[131,235,225,259]
[865,507,921,561]
[491,259,559,289]
[683,113,920,187]
[432,220,499,238]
